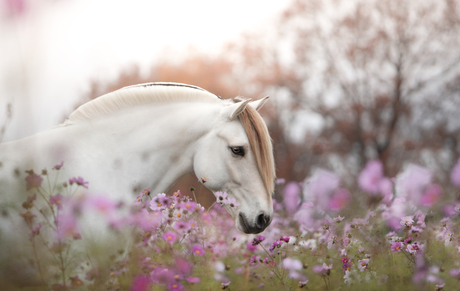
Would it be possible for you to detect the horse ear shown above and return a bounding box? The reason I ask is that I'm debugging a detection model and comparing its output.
[248,96,269,111]
[223,99,252,120]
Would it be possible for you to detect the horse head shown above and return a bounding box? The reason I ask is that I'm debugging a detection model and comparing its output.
[193,96,275,234]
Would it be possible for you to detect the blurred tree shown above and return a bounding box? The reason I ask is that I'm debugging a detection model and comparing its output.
[228,0,460,179]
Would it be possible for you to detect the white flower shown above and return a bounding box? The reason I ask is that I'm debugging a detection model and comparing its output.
[343,270,352,285]
[358,259,369,272]
[378,275,388,285]
[400,216,414,227]
[282,258,303,270]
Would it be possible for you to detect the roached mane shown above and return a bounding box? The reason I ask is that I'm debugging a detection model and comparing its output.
[234,97,276,197]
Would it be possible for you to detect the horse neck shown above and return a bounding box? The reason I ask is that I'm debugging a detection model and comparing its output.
[90,102,219,195]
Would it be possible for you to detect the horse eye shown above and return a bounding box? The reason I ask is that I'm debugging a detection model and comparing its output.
[230,146,245,156]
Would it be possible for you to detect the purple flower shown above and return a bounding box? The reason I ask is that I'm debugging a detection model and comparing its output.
[269,240,283,252]
[391,242,402,253]
[163,231,177,244]
[451,158,460,187]
[25,173,43,190]
[191,244,205,256]
[252,235,265,246]
[280,236,290,243]
[283,182,301,212]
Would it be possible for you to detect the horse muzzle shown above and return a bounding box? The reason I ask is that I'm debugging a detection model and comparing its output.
[238,212,272,234]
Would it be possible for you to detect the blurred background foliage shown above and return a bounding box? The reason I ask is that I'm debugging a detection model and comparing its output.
[69,0,460,206]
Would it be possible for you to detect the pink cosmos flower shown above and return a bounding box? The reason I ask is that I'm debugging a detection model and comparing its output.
[69,177,89,189]
[150,194,169,211]
[50,194,64,210]
[358,160,392,196]
[52,161,64,170]
[25,173,43,190]
[391,242,402,253]
[163,231,177,244]
[191,244,205,256]
[174,221,190,233]
[283,182,301,212]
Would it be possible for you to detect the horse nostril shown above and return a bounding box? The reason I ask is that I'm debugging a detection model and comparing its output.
[256,212,270,230]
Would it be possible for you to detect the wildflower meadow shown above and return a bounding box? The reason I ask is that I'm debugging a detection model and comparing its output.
[5,158,460,291]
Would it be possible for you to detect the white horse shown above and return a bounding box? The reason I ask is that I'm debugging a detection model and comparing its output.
[0,82,275,234]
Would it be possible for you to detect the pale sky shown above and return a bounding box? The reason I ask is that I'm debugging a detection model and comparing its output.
[0,0,291,142]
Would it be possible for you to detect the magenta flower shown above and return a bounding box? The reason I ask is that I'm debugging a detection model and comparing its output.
[269,240,282,252]
[280,236,290,243]
[131,275,150,291]
[191,244,205,256]
[252,235,265,246]
[391,242,402,253]
[163,231,177,244]
[50,194,64,210]
[328,188,350,212]
[451,158,460,187]
[25,173,43,190]
[283,182,301,212]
